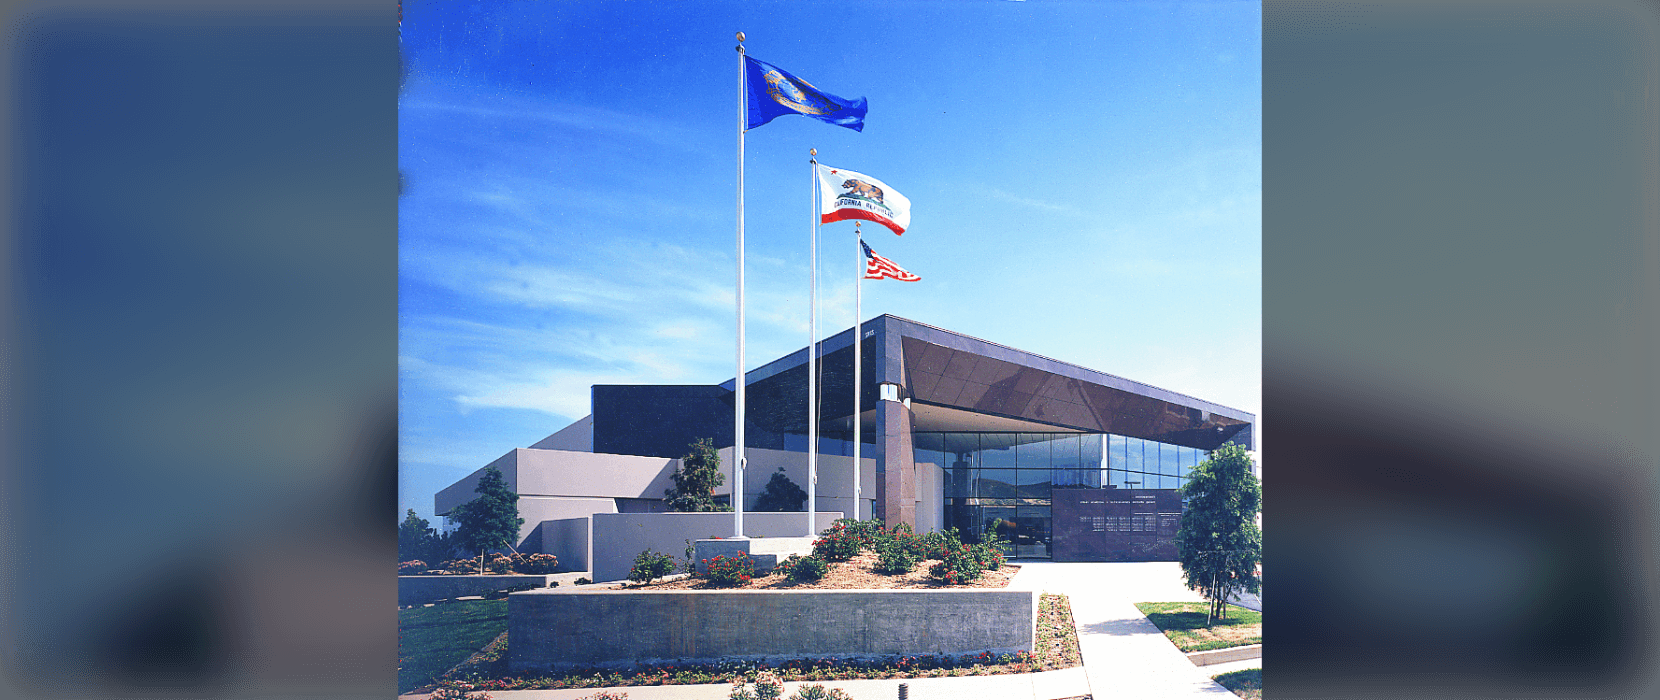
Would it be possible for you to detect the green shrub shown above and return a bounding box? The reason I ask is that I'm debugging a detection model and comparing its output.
[399,559,427,574]
[919,528,962,560]
[974,529,1010,571]
[811,523,864,562]
[703,554,755,587]
[874,531,923,574]
[831,517,885,546]
[789,684,853,700]
[575,577,592,585]
[728,671,784,700]
[440,558,482,574]
[516,552,560,574]
[929,542,985,585]
[775,553,828,582]
[628,549,677,585]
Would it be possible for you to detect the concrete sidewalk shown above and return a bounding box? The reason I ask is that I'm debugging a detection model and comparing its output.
[1008,561,1246,699]
[422,667,1088,700]
[413,561,1257,700]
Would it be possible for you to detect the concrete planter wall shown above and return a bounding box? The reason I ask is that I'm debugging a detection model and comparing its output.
[398,575,558,607]
[508,588,1036,672]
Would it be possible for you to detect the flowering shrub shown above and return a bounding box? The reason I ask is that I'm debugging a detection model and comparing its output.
[440,558,483,574]
[832,518,885,546]
[873,532,922,574]
[703,554,755,587]
[918,528,958,560]
[811,524,864,562]
[576,692,630,700]
[431,680,492,699]
[516,553,560,574]
[629,550,677,585]
[774,553,828,582]
[928,543,985,585]
[974,542,1006,571]
[788,684,853,700]
[728,670,784,700]
[399,559,428,574]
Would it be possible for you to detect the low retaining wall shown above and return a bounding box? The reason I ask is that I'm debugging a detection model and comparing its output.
[509,588,1036,672]
[398,575,559,607]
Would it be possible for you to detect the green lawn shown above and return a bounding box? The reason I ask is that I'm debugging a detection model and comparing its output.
[1213,668,1261,699]
[398,599,509,693]
[1133,602,1261,652]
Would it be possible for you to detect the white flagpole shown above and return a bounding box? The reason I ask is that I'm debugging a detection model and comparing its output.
[853,221,863,522]
[734,32,747,537]
[807,150,819,537]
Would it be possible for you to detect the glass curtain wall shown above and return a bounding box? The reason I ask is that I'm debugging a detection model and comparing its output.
[919,431,1208,559]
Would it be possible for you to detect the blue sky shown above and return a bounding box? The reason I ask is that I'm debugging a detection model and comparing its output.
[399,1,1260,526]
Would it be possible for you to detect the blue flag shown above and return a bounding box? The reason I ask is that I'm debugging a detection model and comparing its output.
[744,56,867,132]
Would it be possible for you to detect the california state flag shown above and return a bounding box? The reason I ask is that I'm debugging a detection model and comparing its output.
[816,164,911,235]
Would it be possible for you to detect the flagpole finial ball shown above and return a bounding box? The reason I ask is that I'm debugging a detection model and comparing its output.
[736,31,745,42]
[810,148,817,156]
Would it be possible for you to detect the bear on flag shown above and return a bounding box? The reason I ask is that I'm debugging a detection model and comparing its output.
[862,240,920,282]
[816,164,911,235]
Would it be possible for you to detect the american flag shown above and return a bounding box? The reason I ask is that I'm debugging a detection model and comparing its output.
[862,241,920,282]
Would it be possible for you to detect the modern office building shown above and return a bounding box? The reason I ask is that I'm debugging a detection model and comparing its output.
[436,315,1254,562]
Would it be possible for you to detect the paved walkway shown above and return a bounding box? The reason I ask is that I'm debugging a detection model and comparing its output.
[1008,561,1244,700]
[410,562,1258,700]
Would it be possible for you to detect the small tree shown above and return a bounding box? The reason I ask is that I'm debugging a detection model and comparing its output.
[1175,443,1262,625]
[399,508,434,563]
[665,438,730,512]
[753,467,808,512]
[451,467,526,574]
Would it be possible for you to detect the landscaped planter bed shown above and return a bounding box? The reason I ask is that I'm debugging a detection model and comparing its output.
[611,551,1019,590]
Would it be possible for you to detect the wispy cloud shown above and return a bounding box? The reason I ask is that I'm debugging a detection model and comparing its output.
[401,92,707,155]
[982,188,1082,214]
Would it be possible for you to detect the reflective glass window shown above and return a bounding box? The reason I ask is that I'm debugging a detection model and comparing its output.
[977,469,1017,498]
[980,433,1017,468]
[1049,434,1084,487]
[1051,435,1081,469]
[1158,442,1177,475]
[983,506,1017,547]
[1017,433,1052,469]
[912,433,945,472]
[1016,469,1051,499]
[1082,434,1105,488]
[1107,434,1126,471]
[1123,437,1144,473]
[1014,505,1050,557]
[1120,472,1148,490]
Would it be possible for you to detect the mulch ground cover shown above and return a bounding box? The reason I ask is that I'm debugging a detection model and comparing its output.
[610,550,1017,590]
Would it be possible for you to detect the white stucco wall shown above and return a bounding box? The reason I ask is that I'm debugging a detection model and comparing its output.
[436,448,683,516]
[530,415,593,452]
[721,446,877,517]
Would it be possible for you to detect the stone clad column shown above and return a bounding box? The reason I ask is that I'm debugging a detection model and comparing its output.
[875,394,916,530]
